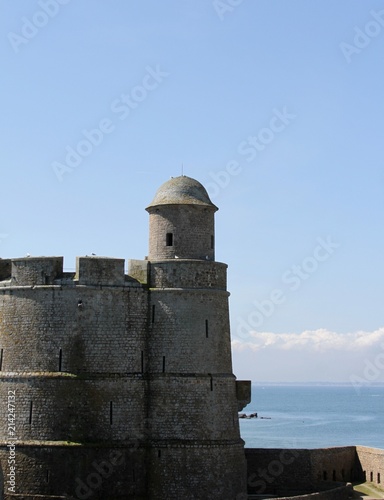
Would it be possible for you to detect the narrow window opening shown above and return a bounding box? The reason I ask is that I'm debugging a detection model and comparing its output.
[46,470,50,484]
[110,402,113,425]
[323,471,327,481]
[378,473,381,484]
[370,471,373,482]
[205,320,209,338]
[29,401,33,425]
[158,449,161,458]
[210,375,213,391]
[152,305,155,323]
[162,356,166,373]
[166,233,173,246]
[341,469,345,479]
[332,470,336,481]
[0,348,3,371]
[141,351,144,373]
[211,235,214,249]
[58,348,62,372]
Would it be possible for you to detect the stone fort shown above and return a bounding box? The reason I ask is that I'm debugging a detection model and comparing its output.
[0,176,251,499]
[0,175,382,499]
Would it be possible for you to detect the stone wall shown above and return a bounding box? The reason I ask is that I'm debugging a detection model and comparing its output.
[0,444,146,499]
[11,258,63,286]
[0,254,249,499]
[147,204,216,261]
[147,375,240,441]
[147,441,246,500]
[309,447,357,484]
[245,448,315,496]
[0,284,147,374]
[0,376,146,442]
[245,447,357,496]
[355,446,384,485]
[245,446,384,497]
[148,260,227,290]
[148,288,232,373]
[0,257,149,498]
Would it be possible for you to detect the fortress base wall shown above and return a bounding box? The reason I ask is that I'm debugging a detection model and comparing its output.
[0,444,147,499]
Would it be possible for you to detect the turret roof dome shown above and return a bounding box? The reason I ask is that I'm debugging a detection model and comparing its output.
[146,175,218,211]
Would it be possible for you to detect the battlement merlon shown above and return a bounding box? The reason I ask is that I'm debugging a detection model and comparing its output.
[75,256,125,286]
[11,256,64,286]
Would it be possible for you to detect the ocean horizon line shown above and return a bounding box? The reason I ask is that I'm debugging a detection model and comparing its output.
[250,381,384,387]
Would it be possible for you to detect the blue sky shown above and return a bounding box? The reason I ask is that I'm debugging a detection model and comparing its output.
[1,0,383,383]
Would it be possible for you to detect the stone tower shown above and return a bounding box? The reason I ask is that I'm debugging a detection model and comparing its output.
[0,175,250,499]
[144,176,250,498]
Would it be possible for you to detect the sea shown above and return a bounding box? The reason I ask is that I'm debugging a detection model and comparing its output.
[239,384,384,450]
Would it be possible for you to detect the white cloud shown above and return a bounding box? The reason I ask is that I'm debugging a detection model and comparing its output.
[232,327,384,353]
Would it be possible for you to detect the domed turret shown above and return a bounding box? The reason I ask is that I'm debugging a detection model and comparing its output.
[146,175,218,260]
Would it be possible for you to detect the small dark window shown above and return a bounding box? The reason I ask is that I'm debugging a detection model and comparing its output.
[162,356,166,373]
[205,320,209,338]
[370,471,373,482]
[0,348,3,371]
[110,402,113,425]
[378,473,381,484]
[166,233,173,246]
[59,348,62,372]
[323,471,327,481]
[152,305,155,323]
[29,401,33,425]
[332,470,336,481]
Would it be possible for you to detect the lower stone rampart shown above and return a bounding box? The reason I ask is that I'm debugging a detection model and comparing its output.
[245,446,383,497]
[355,445,384,485]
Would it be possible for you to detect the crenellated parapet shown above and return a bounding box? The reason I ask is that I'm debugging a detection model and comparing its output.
[0,256,142,288]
